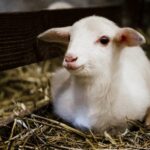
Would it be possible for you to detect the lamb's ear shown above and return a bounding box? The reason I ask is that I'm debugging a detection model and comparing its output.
[38,26,71,44]
[114,27,145,46]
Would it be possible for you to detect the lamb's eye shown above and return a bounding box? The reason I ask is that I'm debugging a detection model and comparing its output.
[99,36,110,45]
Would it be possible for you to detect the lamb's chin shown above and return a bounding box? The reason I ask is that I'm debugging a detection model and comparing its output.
[70,68,94,77]
[66,65,84,74]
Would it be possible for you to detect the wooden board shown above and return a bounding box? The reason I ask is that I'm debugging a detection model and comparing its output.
[0,6,121,71]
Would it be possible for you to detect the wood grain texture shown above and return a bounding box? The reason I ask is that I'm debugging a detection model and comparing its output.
[0,6,122,71]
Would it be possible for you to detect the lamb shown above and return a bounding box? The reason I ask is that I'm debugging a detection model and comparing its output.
[38,16,150,134]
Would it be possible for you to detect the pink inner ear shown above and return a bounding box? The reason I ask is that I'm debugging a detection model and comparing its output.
[117,31,136,46]
[120,35,127,43]
[116,28,145,46]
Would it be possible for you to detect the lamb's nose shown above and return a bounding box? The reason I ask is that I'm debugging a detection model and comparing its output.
[64,54,78,63]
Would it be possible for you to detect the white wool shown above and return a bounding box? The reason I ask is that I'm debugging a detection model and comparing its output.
[49,16,150,133]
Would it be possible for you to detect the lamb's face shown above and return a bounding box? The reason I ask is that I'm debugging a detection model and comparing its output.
[38,16,145,77]
[63,17,119,77]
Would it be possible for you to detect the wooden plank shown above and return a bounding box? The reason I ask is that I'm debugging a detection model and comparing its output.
[0,6,122,71]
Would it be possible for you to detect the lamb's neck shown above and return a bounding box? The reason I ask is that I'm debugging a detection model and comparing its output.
[71,74,113,117]
[72,74,112,99]
[72,75,94,86]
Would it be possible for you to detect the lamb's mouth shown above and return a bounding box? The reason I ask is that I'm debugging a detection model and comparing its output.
[65,65,84,72]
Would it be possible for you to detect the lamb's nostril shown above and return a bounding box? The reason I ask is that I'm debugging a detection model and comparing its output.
[65,55,78,63]
[72,57,78,62]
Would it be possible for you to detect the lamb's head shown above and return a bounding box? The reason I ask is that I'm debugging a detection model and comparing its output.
[38,16,145,77]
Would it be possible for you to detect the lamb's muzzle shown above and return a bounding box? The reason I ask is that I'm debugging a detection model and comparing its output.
[63,54,79,70]
[64,54,78,63]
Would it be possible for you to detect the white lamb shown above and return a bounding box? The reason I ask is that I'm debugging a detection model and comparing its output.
[38,16,150,134]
